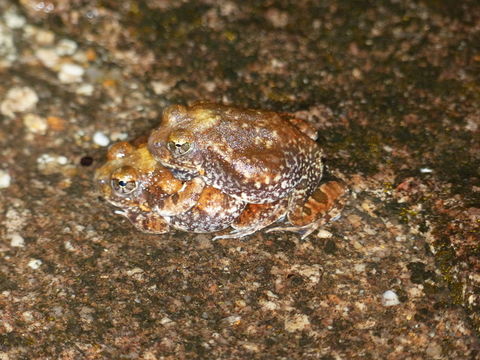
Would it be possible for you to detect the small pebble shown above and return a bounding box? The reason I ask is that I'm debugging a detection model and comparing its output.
[25,26,55,45]
[23,113,48,134]
[4,8,26,29]
[151,81,173,95]
[317,229,333,238]
[55,39,78,56]
[110,132,129,141]
[0,170,11,188]
[76,83,94,96]
[64,241,75,251]
[420,167,433,174]
[285,313,310,332]
[35,48,60,69]
[0,22,17,65]
[93,131,110,147]
[9,233,25,247]
[37,154,69,167]
[381,290,400,306]
[28,259,42,270]
[0,86,39,117]
[58,63,84,83]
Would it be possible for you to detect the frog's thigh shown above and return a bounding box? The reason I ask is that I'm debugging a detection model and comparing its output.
[214,199,288,239]
[171,193,245,233]
[289,181,346,226]
[123,209,171,234]
[267,180,346,238]
[155,177,205,216]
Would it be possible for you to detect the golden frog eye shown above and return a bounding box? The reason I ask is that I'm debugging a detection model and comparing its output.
[110,166,138,195]
[167,140,193,157]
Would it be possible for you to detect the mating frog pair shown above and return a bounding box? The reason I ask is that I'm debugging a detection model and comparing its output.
[95,103,346,239]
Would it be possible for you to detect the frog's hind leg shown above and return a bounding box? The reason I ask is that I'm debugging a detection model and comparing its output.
[266,180,347,239]
[212,199,288,240]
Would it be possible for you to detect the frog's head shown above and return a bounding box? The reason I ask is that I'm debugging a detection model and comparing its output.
[148,106,205,177]
[95,141,151,210]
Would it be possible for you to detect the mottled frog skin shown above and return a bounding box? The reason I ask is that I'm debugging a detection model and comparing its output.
[148,103,324,205]
[147,103,345,237]
[95,138,246,234]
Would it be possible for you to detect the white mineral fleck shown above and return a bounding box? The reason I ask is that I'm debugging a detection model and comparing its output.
[75,83,94,96]
[55,39,78,56]
[110,132,129,141]
[58,63,84,83]
[4,8,26,29]
[57,156,68,165]
[23,113,48,134]
[22,311,34,322]
[28,259,42,270]
[93,131,110,147]
[64,241,75,251]
[25,26,55,45]
[0,86,38,118]
[35,48,60,69]
[0,22,16,65]
[0,169,11,188]
[381,290,400,306]
[151,81,173,95]
[37,154,69,169]
[160,317,173,325]
[9,233,24,247]
[420,167,433,174]
[317,229,332,238]
[285,313,310,332]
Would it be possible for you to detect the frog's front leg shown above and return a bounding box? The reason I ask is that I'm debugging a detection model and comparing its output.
[115,208,171,234]
[213,198,288,240]
[266,180,347,239]
[152,177,205,217]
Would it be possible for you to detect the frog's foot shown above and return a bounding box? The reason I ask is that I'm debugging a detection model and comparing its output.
[266,180,347,239]
[115,208,170,234]
[153,177,205,217]
[213,200,288,240]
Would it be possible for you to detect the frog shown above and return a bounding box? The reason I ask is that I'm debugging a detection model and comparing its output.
[95,137,246,234]
[147,102,345,237]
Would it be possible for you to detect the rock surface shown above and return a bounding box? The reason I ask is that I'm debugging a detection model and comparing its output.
[0,0,479,359]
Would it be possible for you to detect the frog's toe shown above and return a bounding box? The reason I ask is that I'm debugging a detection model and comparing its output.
[212,227,259,240]
[265,221,319,239]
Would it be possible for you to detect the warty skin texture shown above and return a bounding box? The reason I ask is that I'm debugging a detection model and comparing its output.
[148,102,324,206]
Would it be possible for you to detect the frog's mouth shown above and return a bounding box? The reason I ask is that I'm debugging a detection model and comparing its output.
[159,162,199,181]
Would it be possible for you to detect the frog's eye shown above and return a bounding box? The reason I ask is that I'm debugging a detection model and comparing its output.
[111,178,137,194]
[167,140,193,157]
[110,166,138,195]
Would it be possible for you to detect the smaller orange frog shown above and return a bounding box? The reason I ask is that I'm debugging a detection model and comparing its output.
[95,138,289,236]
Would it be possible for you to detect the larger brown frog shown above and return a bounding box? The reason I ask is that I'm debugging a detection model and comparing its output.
[148,103,346,237]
